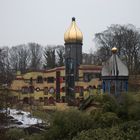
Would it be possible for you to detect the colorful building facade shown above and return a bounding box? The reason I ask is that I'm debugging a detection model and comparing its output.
[9,18,103,106]
[101,47,129,95]
[10,65,102,105]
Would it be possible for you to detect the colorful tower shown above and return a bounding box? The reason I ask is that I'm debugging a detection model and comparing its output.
[64,17,83,104]
[101,47,129,95]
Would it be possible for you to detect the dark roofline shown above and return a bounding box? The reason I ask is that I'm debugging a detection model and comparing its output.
[102,76,129,80]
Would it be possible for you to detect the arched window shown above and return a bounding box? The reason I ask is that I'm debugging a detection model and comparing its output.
[36,76,43,83]
[44,77,47,82]
[44,97,48,105]
[93,85,96,89]
[44,87,48,95]
[29,86,34,93]
[30,77,33,84]
[21,87,29,94]
[47,77,55,83]
[48,97,55,105]
[39,97,43,102]
[79,87,84,96]
[61,87,65,92]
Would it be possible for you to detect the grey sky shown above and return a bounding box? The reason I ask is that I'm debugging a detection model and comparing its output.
[0,0,140,52]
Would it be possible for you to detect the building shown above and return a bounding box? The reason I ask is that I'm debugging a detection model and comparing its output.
[10,65,101,105]
[101,47,129,95]
[64,17,83,104]
[9,18,102,106]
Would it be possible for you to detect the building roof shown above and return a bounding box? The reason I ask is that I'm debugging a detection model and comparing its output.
[15,65,102,80]
[102,49,129,78]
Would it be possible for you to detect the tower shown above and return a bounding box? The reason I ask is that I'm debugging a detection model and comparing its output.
[101,47,129,95]
[64,17,83,104]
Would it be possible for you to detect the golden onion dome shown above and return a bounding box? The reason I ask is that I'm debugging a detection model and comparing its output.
[64,17,83,43]
[111,47,118,54]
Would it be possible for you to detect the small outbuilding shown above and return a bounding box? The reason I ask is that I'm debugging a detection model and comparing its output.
[101,47,129,95]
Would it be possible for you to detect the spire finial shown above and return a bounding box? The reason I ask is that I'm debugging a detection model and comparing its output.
[72,17,75,21]
[64,17,83,43]
[111,47,117,54]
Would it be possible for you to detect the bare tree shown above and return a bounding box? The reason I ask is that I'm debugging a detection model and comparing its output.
[28,43,43,70]
[56,45,65,67]
[82,48,101,65]
[94,24,140,74]
[43,45,56,69]
[0,47,13,85]
[9,45,30,73]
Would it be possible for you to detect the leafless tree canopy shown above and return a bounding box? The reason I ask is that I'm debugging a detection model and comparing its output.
[0,24,140,85]
[0,43,65,85]
[88,24,140,74]
[43,45,56,69]
[9,44,30,73]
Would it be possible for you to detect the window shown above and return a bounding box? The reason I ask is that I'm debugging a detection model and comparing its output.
[30,77,33,84]
[44,97,48,105]
[88,85,93,91]
[36,76,43,83]
[29,86,34,93]
[97,85,101,89]
[21,87,29,94]
[62,77,65,81]
[47,77,55,83]
[95,73,101,80]
[44,87,48,95]
[24,79,30,83]
[79,87,84,96]
[59,77,65,83]
[75,86,80,93]
[61,87,65,92]
[83,73,100,82]
[84,73,92,82]
[39,97,43,102]
[44,77,47,82]
[75,86,84,94]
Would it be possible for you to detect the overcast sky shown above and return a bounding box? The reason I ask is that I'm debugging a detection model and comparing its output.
[0,0,140,52]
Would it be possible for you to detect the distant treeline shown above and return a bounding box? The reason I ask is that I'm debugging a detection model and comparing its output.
[0,24,140,85]
[0,43,65,85]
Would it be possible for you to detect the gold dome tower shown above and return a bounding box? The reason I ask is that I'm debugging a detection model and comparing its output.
[111,47,118,54]
[64,17,83,43]
[64,17,83,104]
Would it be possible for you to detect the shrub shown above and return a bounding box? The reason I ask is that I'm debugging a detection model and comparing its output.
[119,120,140,140]
[128,103,140,120]
[100,112,120,127]
[44,109,93,140]
[117,93,140,120]
[102,94,118,113]
[72,128,122,140]
[73,121,140,140]
[25,133,44,140]
[6,128,26,140]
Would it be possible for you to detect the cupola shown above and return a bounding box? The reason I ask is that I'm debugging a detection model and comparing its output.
[64,17,83,43]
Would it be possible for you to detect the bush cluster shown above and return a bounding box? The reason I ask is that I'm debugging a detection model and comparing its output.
[1,93,140,140]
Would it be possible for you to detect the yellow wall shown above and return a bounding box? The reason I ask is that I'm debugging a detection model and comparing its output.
[10,65,101,101]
